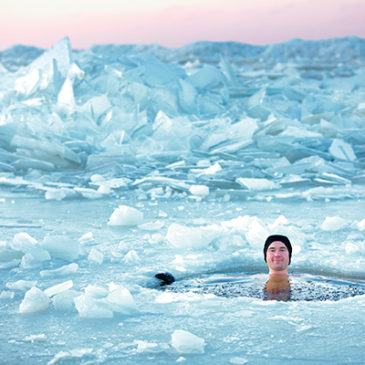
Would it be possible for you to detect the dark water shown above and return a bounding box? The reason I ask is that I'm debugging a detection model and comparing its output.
[158,273,365,302]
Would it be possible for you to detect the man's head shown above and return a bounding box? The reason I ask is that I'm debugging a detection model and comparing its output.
[263,235,292,273]
[264,235,292,264]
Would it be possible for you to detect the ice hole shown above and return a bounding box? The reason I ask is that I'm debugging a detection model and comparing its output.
[155,272,365,302]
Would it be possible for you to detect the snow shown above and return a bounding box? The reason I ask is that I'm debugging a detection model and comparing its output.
[1,36,365,364]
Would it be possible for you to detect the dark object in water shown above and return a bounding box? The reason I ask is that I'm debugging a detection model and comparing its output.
[155,272,176,286]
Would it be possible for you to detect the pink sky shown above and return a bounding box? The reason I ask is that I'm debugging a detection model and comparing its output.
[1,0,364,50]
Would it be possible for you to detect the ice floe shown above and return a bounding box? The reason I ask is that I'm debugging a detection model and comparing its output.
[108,205,144,226]
[19,287,50,313]
[171,329,205,354]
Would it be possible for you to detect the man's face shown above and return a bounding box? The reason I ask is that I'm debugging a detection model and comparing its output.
[266,241,290,273]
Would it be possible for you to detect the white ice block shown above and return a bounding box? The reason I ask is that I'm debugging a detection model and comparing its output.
[19,287,49,314]
[108,205,143,226]
[171,330,205,354]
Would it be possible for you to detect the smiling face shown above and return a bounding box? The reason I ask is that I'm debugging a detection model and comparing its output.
[266,241,290,275]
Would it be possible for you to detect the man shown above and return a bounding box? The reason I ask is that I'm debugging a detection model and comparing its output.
[155,234,294,301]
[263,234,292,300]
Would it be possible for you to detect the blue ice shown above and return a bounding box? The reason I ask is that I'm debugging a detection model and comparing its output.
[0,36,365,364]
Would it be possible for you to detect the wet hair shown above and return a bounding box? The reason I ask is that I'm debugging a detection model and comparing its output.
[263,235,292,264]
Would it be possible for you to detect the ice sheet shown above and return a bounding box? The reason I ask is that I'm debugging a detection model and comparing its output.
[0,36,365,364]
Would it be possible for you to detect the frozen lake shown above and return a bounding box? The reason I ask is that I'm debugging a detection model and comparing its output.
[1,193,365,364]
[1,36,365,364]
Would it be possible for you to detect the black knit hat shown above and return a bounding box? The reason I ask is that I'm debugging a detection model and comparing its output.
[263,235,292,264]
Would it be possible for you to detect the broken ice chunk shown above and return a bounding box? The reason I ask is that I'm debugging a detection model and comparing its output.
[189,185,209,198]
[133,176,190,193]
[0,245,14,268]
[357,218,365,231]
[9,232,50,268]
[134,340,170,354]
[10,135,82,167]
[40,263,79,277]
[329,139,356,161]
[56,62,84,112]
[74,187,105,199]
[14,68,40,95]
[47,348,94,365]
[248,88,266,107]
[57,77,75,112]
[187,65,223,89]
[52,290,79,312]
[320,216,347,231]
[45,188,72,201]
[19,287,50,314]
[236,178,280,191]
[105,285,137,314]
[231,117,258,141]
[138,221,164,231]
[21,248,51,268]
[79,232,94,245]
[166,223,220,249]
[47,348,96,365]
[178,79,197,113]
[0,291,15,300]
[12,157,55,171]
[10,232,37,252]
[108,205,144,226]
[75,297,114,319]
[85,285,108,298]
[6,280,38,291]
[229,357,249,364]
[88,248,104,264]
[123,250,141,264]
[199,162,222,175]
[97,184,112,194]
[41,235,80,261]
[140,55,184,86]
[245,220,270,249]
[24,334,47,343]
[14,37,72,96]
[44,280,73,297]
[171,330,205,354]
[74,294,113,319]
[80,95,112,121]
[345,241,361,255]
